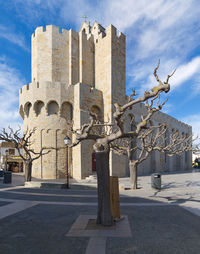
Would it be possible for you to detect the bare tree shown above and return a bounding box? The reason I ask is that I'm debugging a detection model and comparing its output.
[0,127,50,181]
[112,123,193,189]
[193,142,200,155]
[70,61,175,226]
[71,62,174,226]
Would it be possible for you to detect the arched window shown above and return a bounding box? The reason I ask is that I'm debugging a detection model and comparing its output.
[61,102,73,121]
[34,100,44,116]
[24,102,32,117]
[19,105,24,119]
[91,105,102,121]
[47,101,59,116]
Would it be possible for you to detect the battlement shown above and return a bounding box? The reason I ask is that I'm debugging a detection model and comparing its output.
[80,21,125,44]
[19,82,102,108]
[134,102,192,131]
[19,82,103,126]
[19,81,74,108]
[157,110,192,131]
[32,25,69,38]
[32,23,126,43]
[20,81,72,94]
[106,25,125,41]
[95,24,125,45]
[31,21,126,99]
[31,25,72,83]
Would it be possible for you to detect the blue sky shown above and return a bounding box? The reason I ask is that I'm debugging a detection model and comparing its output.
[0,0,200,136]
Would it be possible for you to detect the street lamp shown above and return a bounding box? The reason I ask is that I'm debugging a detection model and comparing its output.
[64,136,71,189]
[5,149,9,171]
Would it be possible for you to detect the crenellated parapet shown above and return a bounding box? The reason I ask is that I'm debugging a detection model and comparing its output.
[32,25,71,84]
[19,81,73,106]
[97,24,125,45]
[31,22,126,92]
[128,102,192,136]
[154,109,192,134]
[80,21,125,44]
[19,81,73,120]
[19,81,103,122]
[32,25,69,38]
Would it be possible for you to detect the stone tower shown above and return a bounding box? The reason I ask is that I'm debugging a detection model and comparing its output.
[19,22,127,179]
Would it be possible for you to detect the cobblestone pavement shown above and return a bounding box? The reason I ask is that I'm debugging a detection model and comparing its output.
[0,171,200,254]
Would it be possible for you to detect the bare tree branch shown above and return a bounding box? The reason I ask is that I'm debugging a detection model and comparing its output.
[0,126,52,181]
[69,61,177,216]
[71,61,175,150]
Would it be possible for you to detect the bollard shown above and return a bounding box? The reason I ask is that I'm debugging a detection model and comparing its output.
[110,176,120,219]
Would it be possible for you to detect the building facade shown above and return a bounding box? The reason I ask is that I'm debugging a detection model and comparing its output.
[19,22,192,179]
[0,142,23,172]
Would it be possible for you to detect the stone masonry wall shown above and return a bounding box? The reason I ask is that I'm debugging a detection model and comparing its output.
[123,102,192,176]
[20,22,192,180]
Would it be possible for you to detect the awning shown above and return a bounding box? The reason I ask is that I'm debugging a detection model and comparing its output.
[7,156,23,163]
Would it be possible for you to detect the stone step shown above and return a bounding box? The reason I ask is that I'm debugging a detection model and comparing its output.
[85,175,97,181]
[25,181,68,189]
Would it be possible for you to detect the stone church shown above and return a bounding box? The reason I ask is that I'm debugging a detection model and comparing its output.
[19,22,192,179]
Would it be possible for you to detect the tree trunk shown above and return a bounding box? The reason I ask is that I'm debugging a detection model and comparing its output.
[129,161,138,189]
[25,161,32,182]
[95,150,114,226]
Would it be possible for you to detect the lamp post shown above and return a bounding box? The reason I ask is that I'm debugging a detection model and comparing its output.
[5,149,9,171]
[64,136,70,189]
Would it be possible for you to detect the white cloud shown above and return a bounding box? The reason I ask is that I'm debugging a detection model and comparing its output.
[60,0,96,28]
[170,57,200,89]
[191,77,200,96]
[128,55,200,97]
[109,0,200,97]
[132,0,200,59]
[181,114,200,138]
[11,0,90,28]
[129,58,179,94]
[0,58,25,129]
[3,0,200,131]
[127,55,200,110]
[102,0,188,32]
[0,25,28,51]
[160,103,174,115]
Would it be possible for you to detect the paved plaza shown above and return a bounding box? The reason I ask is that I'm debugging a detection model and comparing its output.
[0,171,200,253]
